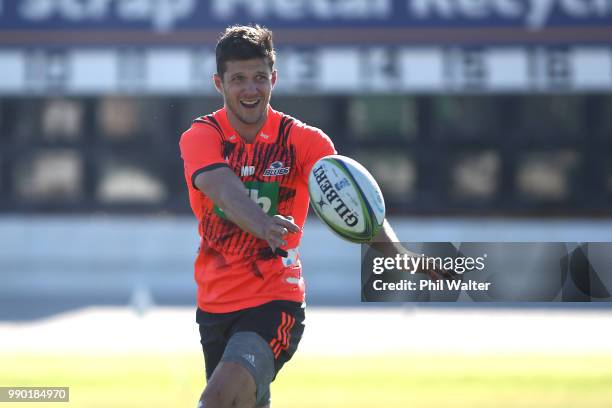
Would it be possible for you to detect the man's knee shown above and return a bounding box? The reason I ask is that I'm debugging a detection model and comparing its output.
[201,383,247,408]
[200,361,256,408]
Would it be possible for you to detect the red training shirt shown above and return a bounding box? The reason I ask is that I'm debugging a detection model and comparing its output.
[179,106,336,313]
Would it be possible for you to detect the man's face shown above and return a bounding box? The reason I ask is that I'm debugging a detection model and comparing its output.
[214,58,276,127]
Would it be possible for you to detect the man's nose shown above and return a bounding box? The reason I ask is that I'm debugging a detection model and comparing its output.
[243,80,258,94]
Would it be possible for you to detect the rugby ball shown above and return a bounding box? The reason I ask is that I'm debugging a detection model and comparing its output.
[308,155,385,243]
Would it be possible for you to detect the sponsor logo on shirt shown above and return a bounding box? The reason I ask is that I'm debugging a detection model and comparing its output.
[241,166,255,176]
[263,161,290,177]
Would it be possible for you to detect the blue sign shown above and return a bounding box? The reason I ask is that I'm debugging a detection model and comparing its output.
[0,0,611,45]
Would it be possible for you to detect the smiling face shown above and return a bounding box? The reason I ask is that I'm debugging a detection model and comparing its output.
[214,58,276,138]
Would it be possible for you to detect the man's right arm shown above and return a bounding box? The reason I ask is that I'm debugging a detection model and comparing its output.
[180,123,299,253]
[194,167,299,253]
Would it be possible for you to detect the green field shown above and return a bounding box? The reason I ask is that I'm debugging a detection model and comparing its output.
[2,353,612,408]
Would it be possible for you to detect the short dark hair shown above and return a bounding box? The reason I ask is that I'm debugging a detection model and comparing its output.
[215,25,276,78]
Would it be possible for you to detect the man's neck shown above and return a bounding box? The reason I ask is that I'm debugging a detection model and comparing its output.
[225,106,268,144]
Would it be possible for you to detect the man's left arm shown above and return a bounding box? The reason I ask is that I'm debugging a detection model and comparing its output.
[372,219,455,280]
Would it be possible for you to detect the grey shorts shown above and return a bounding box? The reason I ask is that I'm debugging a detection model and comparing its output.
[221,331,275,406]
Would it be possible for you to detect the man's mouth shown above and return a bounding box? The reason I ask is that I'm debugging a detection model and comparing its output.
[240,99,260,109]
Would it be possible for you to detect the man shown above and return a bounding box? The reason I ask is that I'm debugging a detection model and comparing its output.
[179,24,433,408]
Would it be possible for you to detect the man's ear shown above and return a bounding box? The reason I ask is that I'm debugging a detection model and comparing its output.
[271,70,277,89]
[213,73,224,95]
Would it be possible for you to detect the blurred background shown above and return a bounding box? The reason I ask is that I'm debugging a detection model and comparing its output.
[1,1,612,407]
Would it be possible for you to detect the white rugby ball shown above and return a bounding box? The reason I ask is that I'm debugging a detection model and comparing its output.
[308,155,385,243]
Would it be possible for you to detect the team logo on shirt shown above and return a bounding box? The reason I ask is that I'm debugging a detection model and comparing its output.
[263,161,290,177]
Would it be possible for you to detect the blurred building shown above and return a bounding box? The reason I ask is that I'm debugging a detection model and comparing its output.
[1,1,611,215]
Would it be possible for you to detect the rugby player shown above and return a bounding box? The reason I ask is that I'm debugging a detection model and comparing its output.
[179,24,439,408]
